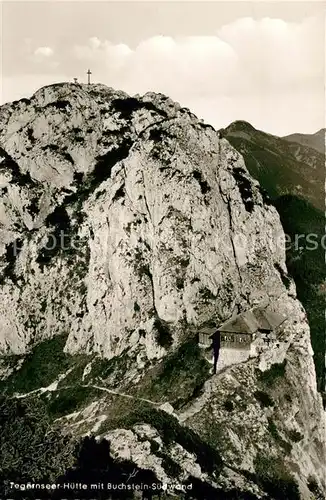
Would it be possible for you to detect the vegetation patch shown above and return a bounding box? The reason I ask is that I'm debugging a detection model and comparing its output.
[223,400,234,412]
[111,97,168,120]
[46,385,102,419]
[0,335,72,395]
[92,139,132,187]
[55,435,161,499]
[27,127,36,144]
[42,143,59,152]
[0,395,76,496]
[45,100,71,111]
[0,238,23,284]
[252,453,300,500]
[112,184,125,203]
[149,127,167,142]
[159,453,182,478]
[0,146,34,186]
[185,476,259,499]
[36,206,72,266]
[274,263,291,289]
[199,287,217,302]
[267,418,292,454]
[20,98,31,106]
[100,400,222,477]
[258,360,287,387]
[83,352,130,385]
[307,475,324,499]
[61,151,74,164]
[232,166,254,212]
[254,390,274,408]
[226,126,325,395]
[27,196,39,217]
[153,317,173,349]
[275,195,325,394]
[192,170,210,195]
[36,199,90,271]
[56,355,94,388]
[135,339,210,408]
[287,429,303,443]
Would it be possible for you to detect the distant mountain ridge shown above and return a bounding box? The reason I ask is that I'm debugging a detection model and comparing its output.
[283,128,325,155]
[221,120,325,395]
[220,121,324,211]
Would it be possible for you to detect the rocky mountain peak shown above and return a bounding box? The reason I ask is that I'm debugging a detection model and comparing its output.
[0,84,325,498]
[222,120,257,134]
[0,83,286,358]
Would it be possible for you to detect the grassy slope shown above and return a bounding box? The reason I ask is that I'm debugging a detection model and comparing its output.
[222,122,325,394]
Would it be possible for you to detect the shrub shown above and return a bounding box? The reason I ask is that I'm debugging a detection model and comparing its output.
[20,98,31,105]
[267,418,292,454]
[192,170,210,195]
[86,356,119,381]
[45,100,71,110]
[0,238,23,284]
[199,287,217,302]
[274,263,291,289]
[258,360,287,387]
[160,454,182,478]
[307,475,324,499]
[287,429,303,443]
[62,151,74,164]
[111,97,167,120]
[27,127,36,143]
[232,167,254,212]
[153,317,173,348]
[254,390,274,407]
[253,453,300,500]
[0,146,34,186]
[92,139,132,187]
[224,400,234,412]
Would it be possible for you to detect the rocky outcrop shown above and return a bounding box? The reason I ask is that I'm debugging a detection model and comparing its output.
[0,83,285,358]
[0,83,324,498]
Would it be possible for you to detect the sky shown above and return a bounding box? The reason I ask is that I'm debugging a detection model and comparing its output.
[1,1,325,136]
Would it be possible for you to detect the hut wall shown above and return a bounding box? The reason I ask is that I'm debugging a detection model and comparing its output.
[198,333,211,347]
[216,347,251,372]
[220,332,252,349]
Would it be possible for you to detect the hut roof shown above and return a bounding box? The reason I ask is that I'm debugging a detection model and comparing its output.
[218,307,286,334]
[198,326,217,336]
[218,311,258,334]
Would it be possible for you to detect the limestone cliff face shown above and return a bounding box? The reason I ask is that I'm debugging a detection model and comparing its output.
[0,84,324,498]
[0,83,286,358]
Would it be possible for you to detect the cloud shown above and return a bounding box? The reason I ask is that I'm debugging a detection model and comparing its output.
[217,16,323,93]
[30,46,59,71]
[34,46,54,58]
[71,16,323,94]
[66,16,323,135]
[2,16,324,135]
